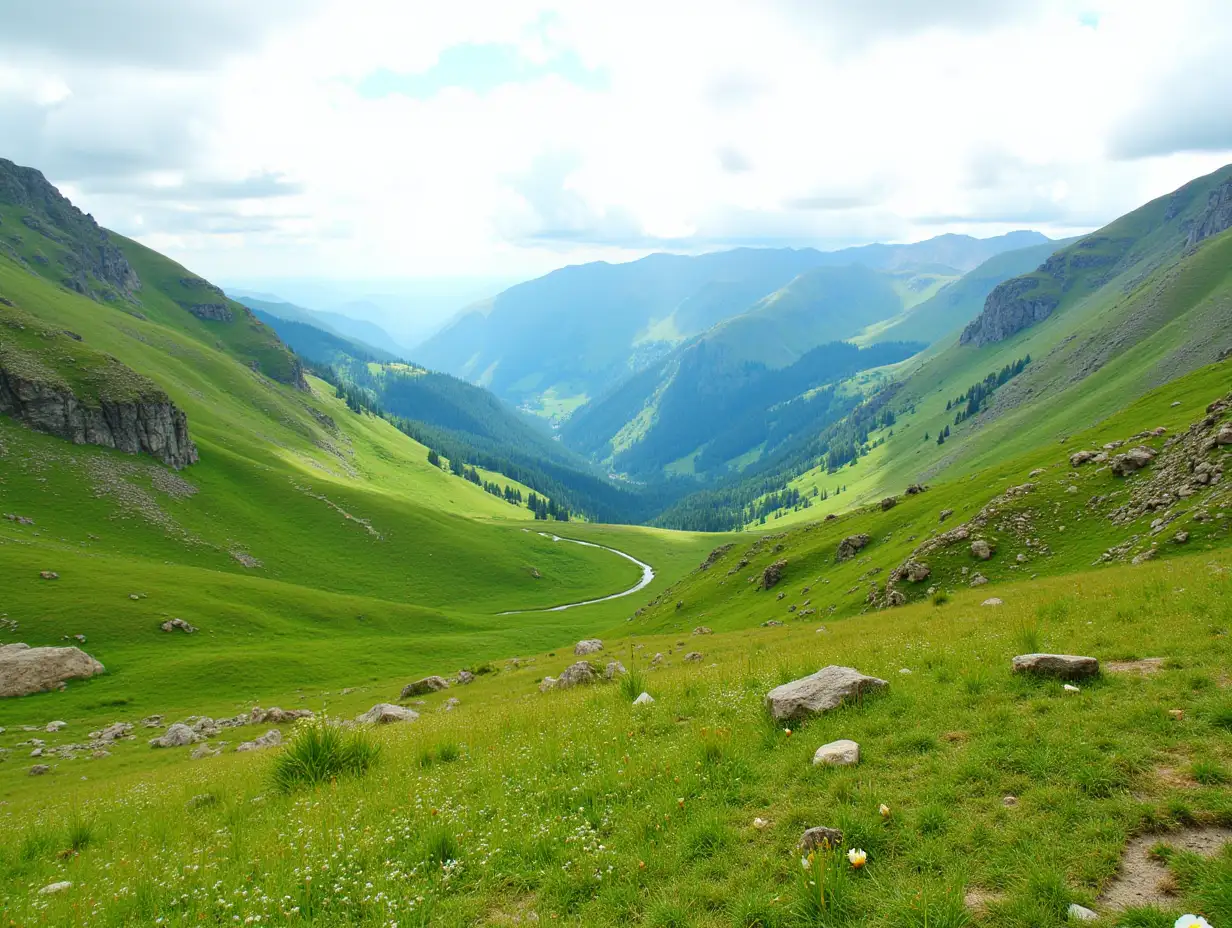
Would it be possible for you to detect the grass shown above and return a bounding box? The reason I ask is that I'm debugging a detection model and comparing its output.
[1,552,1229,925]
[269,718,380,792]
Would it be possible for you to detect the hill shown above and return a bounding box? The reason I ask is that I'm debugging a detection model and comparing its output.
[226,289,409,358]
[415,233,1048,416]
[655,165,1232,530]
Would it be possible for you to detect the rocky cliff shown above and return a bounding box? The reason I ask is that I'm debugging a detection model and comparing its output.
[1186,176,1232,247]
[0,159,140,298]
[959,275,1059,347]
[0,368,198,468]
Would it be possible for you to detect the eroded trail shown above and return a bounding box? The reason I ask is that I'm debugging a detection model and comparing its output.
[498,532,655,615]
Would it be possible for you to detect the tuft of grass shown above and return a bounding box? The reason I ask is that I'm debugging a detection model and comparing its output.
[1014,618,1043,654]
[64,810,95,853]
[269,719,379,792]
[1191,758,1229,785]
[932,590,949,606]
[620,665,647,701]
[421,826,459,866]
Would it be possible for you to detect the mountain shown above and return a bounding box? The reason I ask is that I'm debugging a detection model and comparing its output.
[228,290,408,358]
[863,239,1073,347]
[654,164,1232,530]
[245,301,399,365]
[415,232,1049,414]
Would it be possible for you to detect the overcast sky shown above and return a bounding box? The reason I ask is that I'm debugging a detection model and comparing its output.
[4,0,1232,283]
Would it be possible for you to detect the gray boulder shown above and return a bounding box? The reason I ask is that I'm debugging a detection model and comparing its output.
[798,826,844,851]
[0,643,105,697]
[574,639,604,656]
[764,666,888,721]
[970,539,994,560]
[236,729,282,752]
[813,739,860,766]
[633,692,655,706]
[1011,653,1100,680]
[836,534,870,562]
[556,661,597,689]
[399,676,449,698]
[149,723,199,748]
[357,703,419,724]
[1110,446,1155,476]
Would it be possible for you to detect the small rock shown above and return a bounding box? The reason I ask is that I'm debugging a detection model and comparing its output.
[836,534,870,561]
[357,704,419,725]
[1067,903,1098,921]
[160,617,196,634]
[45,720,66,732]
[1168,708,1184,721]
[29,764,50,776]
[633,692,655,706]
[236,729,282,752]
[899,668,912,674]
[880,497,897,511]
[970,539,994,560]
[692,626,712,636]
[684,651,703,662]
[1012,654,1100,680]
[1173,531,1190,544]
[969,574,989,586]
[441,697,460,711]
[982,597,1003,607]
[939,508,954,521]
[1002,795,1018,807]
[552,661,598,690]
[149,723,200,748]
[400,676,449,698]
[39,571,59,580]
[1063,684,1081,693]
[38,881,71,895]
[455,670,474,685]
[812,739,860,766]
[753,817,769,829]
[798,826,844,851]
[190,744,219,760]
[604,660,626,679]
[574,639,604,656]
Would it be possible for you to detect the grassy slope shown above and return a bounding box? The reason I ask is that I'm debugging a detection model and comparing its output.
[0,248,724,737]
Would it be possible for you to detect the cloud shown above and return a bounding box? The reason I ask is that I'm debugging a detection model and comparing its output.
[715,147,752,173]
[355,43,607,98]
[79,172,305,201]
[0,0,317,69]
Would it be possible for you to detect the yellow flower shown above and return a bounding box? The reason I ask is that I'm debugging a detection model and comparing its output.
[847,848,868,869]
[879,803,891,819]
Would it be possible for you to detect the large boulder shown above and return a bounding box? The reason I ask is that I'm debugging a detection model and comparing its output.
[574,639,604,656]
[357,703,419,725]
[1110,446,1155,476]
[760,559,787,589]
[970,539,994,560]
[556,661,598,689]
[1011,653,1100,680]
[1069,450,1098,467]
[0,643,105,697]
[836,535,870,562]
[764,666,888,721]
[399,676,449,699]
[149,723,199,748]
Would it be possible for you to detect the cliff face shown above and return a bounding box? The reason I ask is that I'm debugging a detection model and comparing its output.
[0,159,140,297]
[959,276,1059,347]
[0,369,198,469]
[1186,177,1232,247]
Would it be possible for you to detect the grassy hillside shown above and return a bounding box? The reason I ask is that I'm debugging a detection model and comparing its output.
[2,384,1228,924]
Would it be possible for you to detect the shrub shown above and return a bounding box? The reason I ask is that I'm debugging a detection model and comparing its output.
[270,719,379,792]
[932,590,949,606]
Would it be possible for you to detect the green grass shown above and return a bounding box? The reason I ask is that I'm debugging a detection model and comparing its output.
[1,552,1228,925]
[270,718,380,792]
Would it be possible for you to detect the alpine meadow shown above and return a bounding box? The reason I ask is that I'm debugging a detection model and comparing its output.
[2,6,1232,928]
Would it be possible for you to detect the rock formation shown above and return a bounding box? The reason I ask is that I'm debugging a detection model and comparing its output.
[0,643,105,697]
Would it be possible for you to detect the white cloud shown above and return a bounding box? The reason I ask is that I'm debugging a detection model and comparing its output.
[3,0,1231,282]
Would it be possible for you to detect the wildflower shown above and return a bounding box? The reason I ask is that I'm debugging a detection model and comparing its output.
[879,803,891,820]
[847,848,867,869]
[800,856,811,871]
[638,861,646,871]
[753,817,769,829]
[1175,918,1212,928]
[677,798,685,808]
[784,728,792,737]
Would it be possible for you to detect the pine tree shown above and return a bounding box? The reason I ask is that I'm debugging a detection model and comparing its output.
[427,449,440,468]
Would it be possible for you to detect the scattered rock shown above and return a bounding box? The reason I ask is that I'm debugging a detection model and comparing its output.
[798,826,844,851]
[543,661,598,691]
[149,723,200,748]
[1168,708,1184,721]
[441,697,460,711]
[39,570,59,580]
[400,676,449,698]
[1067,903,1098,921]
[698,544,734,570]
[970,539,994,560]
[812,739,860,766]
[969,573,989,586]
[982,597,1003,606]
[236,729,282,752]
[905,483,927,495]
[904,560,930,582]
[29,764,50,776]
[1002,795,1018,807]
[1131,547,1158,565]
[455,670,475,685]
[45,720,66,732]
[250,706,313,724]
[574,639,604,656]
[753,817,769,829]
[764,666,888,721]
[692,626,712,636]
[1110,446,1156,477]
[683,651,703,662]
[762,619,784,627]
[880,497,897,511]
[92,722,132,743]
[190,744,219,760]
[0,643,105,697]
[160,617,196,634]
[939,509,954,522]
[760,559,787,589]
[1063,684,1081,693]
[604,660,626,678]
[357,703,419,725]
[38,881,71,895]
[1011,653,1100,680]
[1070,450,1099,467]
[633,692,654,706]
[836,534,870,562]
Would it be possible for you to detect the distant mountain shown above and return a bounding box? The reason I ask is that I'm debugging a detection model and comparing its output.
[247,307,399,366]
[866,238,1074,347]
[414,232,1049,412]
[226,289,408,357]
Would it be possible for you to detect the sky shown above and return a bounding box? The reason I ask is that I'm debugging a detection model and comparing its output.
[4,0,1232,286]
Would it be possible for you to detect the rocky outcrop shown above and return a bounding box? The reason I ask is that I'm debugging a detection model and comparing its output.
[149,723,200,748]
[0,643,106,697]
[1186,176,1232,247]
[400,676,449,698]
[760,559,787,589]
[358,703,419,724]
[0,158,140,297]
[180,302,233,322]
[0,369,198,469]
[764,666,888,721]
[698,544,734,570]
[1012,653,1100,679]
[574,639,604,656]
[960,275,1059,347]
[836,534,870,562]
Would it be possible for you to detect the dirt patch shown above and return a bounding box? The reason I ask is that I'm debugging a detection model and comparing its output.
[1099,827,1232,912]
[1105,658,1164,674]
[963,888,1005,914]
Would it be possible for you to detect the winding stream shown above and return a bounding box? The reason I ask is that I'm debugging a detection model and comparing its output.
[498,532,655,615]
